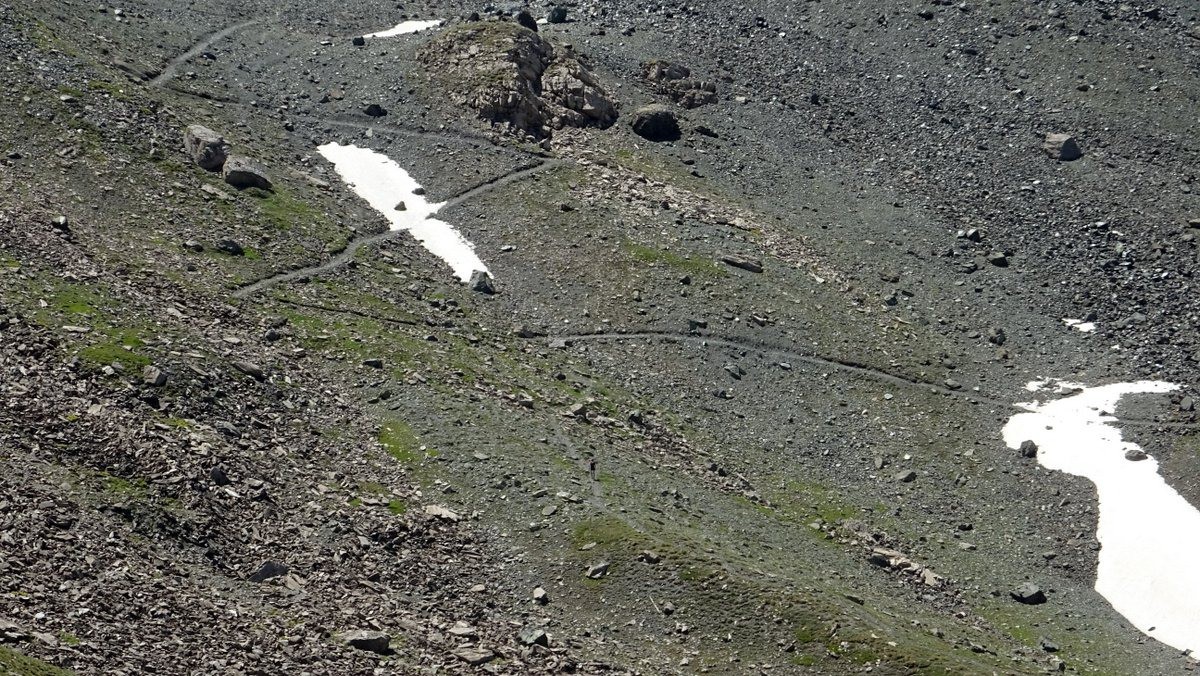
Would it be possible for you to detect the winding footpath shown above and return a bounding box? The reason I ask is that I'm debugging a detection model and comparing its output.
[149,20,258,87]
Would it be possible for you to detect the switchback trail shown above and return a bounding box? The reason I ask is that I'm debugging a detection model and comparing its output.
[547,330,1199,429]
[231,159,567,299]
[149,20,258,87]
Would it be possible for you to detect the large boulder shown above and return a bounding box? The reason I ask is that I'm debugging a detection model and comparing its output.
[223,156,273,191]
[631,104,680,142]
[183,124,229,171]
[418,21,618,138]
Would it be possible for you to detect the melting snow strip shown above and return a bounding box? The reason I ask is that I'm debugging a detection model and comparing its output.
[316,142,488,283]
[362,19,444,38]
[1004,380,1200,654]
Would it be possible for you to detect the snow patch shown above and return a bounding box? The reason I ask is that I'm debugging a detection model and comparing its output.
[1004,380,1200,653]
[1063,318,1096,333]
[316,142,488,283]
[362,19,443,38]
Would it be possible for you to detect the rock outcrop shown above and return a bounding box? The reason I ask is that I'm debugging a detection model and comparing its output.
[418,21,618,138]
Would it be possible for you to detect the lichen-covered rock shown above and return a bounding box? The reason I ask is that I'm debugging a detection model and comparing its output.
[418,21,618,138]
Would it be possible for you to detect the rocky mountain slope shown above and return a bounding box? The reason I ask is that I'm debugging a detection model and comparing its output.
[2,0,1199,674]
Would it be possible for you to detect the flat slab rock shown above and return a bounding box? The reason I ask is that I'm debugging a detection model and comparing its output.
[223,155,273,191]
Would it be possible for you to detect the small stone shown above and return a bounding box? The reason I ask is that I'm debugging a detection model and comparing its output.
[453,647,495,665]
[1043,133,1083,161]
[661,601,675,616]
[1011,582,1047,605]
[987,252,1009,267]
[364,103,387,117]
[362,358,384,369]
[469,270,495,294]
[249,560,289,583]
[547,6,568,23]
[341,629,390,654]
[423,504,461,521]
[182,239,204,252]
[586,562,610,579]
[394,201,406,211]
[943,378,962,390]
[232,360,266,381]
[987,327,1006,345]
[639,550,661,564]
[533,586,549,604]
[351,36,366,46]
[1040,637,1060,653]
[894,470,917,483]
[51,215,70,231]
[1124,449,1147,461]
[223,156,273,191]
[142,365,167,387]
[1019,440,1038,458]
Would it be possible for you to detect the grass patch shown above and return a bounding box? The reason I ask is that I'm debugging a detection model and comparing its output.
[624,241,725,278]
[0,646,72,676]
[102,474,148,500]
[78,329,150,370]
[570,516,639,549]
[379,420,422,463]
[249,188,325,231]
[387,499,407,515]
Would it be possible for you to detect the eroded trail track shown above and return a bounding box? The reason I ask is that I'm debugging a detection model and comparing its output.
[149,20,258,87]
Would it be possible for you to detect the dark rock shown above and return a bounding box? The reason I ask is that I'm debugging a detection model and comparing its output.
[469,270,495,294]
[215,239,244,256]
[1011,582,1047,605]
[895,470,917,483]
[533,586,549,604]
[1040,637,1059,653]
[183,124,229,171]
[51,215,70,232]
[987,252,1009,267]
[210,466,231,486]
[223,156,273,191]
[516,10,538,31]
[1043,133,1082,161]
[352,36,366,46]
[547,6,568,23]
[364,103,387,117]
[720,253,763,273]
[1124,449,1147,461]
[341,629,390,654]
[987,327,1006,345]
[1019,440,1038,458]
[249,560,289,583]
[631,104,681,142]
[363,358,384,369]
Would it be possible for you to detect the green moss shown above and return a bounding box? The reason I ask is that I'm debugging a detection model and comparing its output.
[250,188,325,231]
[78,329,150,370]
[57,633,80,647]
[387,499,407,515]
[570,517,639,549]
[102,474,148,500]
[379,420,421,463]
[624,241,726,278]
[0,646,72,676]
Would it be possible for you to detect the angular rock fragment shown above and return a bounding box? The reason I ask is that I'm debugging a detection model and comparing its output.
[1043,133,1082,161]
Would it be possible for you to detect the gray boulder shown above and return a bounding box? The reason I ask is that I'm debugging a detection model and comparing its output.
[223,156,273,191]
[183,124,229,171]
[469,270,496,294]
[1043,133,1082,161]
